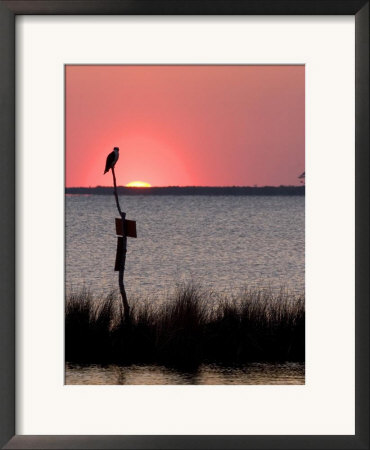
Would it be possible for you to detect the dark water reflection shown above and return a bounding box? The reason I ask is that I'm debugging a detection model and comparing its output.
[66,362,304,385]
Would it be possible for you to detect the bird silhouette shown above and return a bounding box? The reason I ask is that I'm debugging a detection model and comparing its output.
[104,147,119,174]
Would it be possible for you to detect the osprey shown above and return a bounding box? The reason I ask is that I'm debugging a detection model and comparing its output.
[104,147,119,174]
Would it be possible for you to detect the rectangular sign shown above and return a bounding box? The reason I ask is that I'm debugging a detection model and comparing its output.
[115,218,137,238]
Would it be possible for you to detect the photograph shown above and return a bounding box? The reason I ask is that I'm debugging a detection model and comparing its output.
[65,64,305,385]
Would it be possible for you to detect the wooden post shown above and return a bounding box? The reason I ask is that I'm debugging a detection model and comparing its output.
[118,212,130,321]
[111,167,130,322]
[111,167,122,216]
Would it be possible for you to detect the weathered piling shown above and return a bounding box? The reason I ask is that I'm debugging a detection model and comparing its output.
[111,167,130,321]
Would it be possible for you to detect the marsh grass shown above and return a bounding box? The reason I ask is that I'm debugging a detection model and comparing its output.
[65,284,304,367]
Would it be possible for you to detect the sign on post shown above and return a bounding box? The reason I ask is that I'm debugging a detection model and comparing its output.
[115,218,137,238]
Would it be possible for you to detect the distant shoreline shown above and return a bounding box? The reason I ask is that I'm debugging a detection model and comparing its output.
[65,186,305,196]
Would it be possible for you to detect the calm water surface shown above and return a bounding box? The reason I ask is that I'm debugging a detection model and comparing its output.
[66,362,305,385]
[66,195,304,296]
[66,195,304,385]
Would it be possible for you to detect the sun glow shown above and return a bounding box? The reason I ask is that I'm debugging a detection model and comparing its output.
[125,181,152,188]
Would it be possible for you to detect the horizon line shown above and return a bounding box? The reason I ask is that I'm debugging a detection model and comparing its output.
[66,184,304,189]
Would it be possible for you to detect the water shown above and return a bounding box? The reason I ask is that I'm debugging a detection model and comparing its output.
[66,195,304,297]
[66,362,305,385]
[66,195,304,384]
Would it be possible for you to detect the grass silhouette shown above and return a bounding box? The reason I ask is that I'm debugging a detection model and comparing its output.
[65,284,304,368]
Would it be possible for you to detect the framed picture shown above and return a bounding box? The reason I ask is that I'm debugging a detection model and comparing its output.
[64,63,306,386]
[0,1,368,449]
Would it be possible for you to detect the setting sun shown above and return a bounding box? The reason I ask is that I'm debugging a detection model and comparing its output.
[125,181,151,188]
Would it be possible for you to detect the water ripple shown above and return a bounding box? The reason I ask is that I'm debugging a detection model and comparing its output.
[66,195,304,296]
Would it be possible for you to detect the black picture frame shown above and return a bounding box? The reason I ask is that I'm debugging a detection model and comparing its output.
[0,1,368,449]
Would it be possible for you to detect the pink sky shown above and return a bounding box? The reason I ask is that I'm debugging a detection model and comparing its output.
[66,65,304,187]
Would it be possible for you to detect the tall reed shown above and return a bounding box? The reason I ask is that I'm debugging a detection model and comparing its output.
[65,284,304,367]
